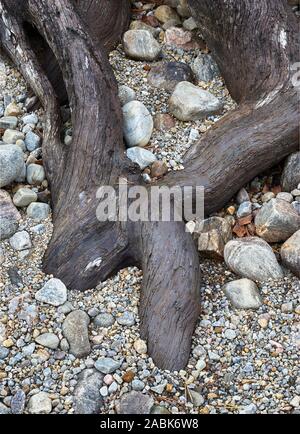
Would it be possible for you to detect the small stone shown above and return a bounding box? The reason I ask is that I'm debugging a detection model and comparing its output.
[129,20,157,37]
[27,202,50,221]
[236,188,250,204]
[0,189,21,240]
[153,113,175,131]
[193,216,232,259]
[195,359,206,371]
[123,101,153,147]
[262,192,275,202]
[74,370,103,414]
[155,5,180,24]
[95,358,121,374]
[116,391,154,414]
[13,187,37,207]
[2,129,25,144]
[290,396,300,408]
[255,198,300,242]
[281,230,300,278]
[236,201,252,218]
[62,310,91,358]
[100,386,108,397]
[147,61,194,92]
[151,405,170,414]
[103,374,114,386]
[0,116,18,129]
[258,314,270,329]
[4,101,22,117]
[11,389,26,414]
[132,379,145,391]
[165,27,197,50]
[118,85,136,106]
[27,392,52,414]
[93,313,114,328]
[35,278,68,306]
[24,131,41,151]
[9,230,32,251]
[224,329,237,340]
[223,279,262,309]
[123,30,161,61]
[169,81,223,121]
[3,338,13,348]
[0,403,11,414]
[108,382,118,394]
[0,347,9,359]
[35,333,60,350]
[183,17,198,31]
[224,237,283,282]
[239,403,257,414]
[150,160,168,178]
[133,338,147,354]
[116,311,135,326]
[281,302,294,313]
[26,163,45,185]
[22,113,38,125]
[0,145,25,188]
[191,54,220,82]
[189,389,204,407]
[126,147,156,169]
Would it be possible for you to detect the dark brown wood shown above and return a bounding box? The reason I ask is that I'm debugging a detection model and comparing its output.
[0,0,299,370]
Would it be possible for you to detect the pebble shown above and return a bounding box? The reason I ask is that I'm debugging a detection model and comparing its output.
[118,85,136,106]
[35,333,60,350]
[35,278,68,306]
[93,313,115,328]
[116,391,154,414]
[62,310,91,358]
[95,358,121,374]
[26,202,50,221]
[123,101,153,147]
[26,163,45,185]
[223,279,262,309]
[133,338,147,354]
[116,311,135,326]
[0,144,25,188]
[27,392,52,414]
[2,128,24,143]
[24,131,41,151]
[13,187,37,207]
[147,61,194,91]
[9,230,32,251]
[126,147,156,169]
[191,54,219,82]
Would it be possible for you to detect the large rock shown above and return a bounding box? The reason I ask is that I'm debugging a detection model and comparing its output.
[281,152,300,192]
[73,369,103,414]
[126,147,156,169]
[280,230,300,278]
[123,30,161,61]
[35,278,67,306]
[223,279,262,309]
[0,144,25,188]
[116,391,154,414]
[0,190,21,240]
[169,81,223,121]
[27,392,52,414]
[224,237,283,282]
[191,54,220,82]
[62,310,91,358]
[123,101,153,147]
[13,187,37,207]
[147,61,194,91]
[193,216,232,259]
[255,198,300,243]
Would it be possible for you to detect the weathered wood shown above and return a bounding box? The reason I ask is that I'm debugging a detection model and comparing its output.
[0,0,298,370]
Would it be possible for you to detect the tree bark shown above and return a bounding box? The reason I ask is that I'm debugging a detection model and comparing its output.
[0,0,298,370]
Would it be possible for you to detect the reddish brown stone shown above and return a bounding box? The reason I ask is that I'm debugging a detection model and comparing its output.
[151,160,168,178]
[153,113,175,131]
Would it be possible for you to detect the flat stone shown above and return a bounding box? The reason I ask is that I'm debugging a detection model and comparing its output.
[95,357,121,374]
[118,85,136,106]
[26,163,45,185]
[147,61,194,91]
[27,392,52,414]
[0,189,21,240]
[74,369,103,414]
[0,116,18,129]
[116,391,154,414]
[280,230,300,278]
[191,54,220,82]
[193,216,232,259]
[9,230,32,251]
[25,131,41,151]
[27,202,50,221]
[62,310,91,358]
[223,279,262,309]
[255,198,300,242]
[126,147,156,170]
[281,151,300,192]
[35,333,60,350]
[94,313,115,328]
[13,187,37,207]
[2,129,24,144]
[35,278,68,306]
[165,27,198,50]
[123,30,161,61]
[189,389,204,407]
[116,311,135,326]
[237,201,252,218]
[224,237,283,282]
[123,101,153,147]
[169,81,223,121]
[0,144,25,188]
